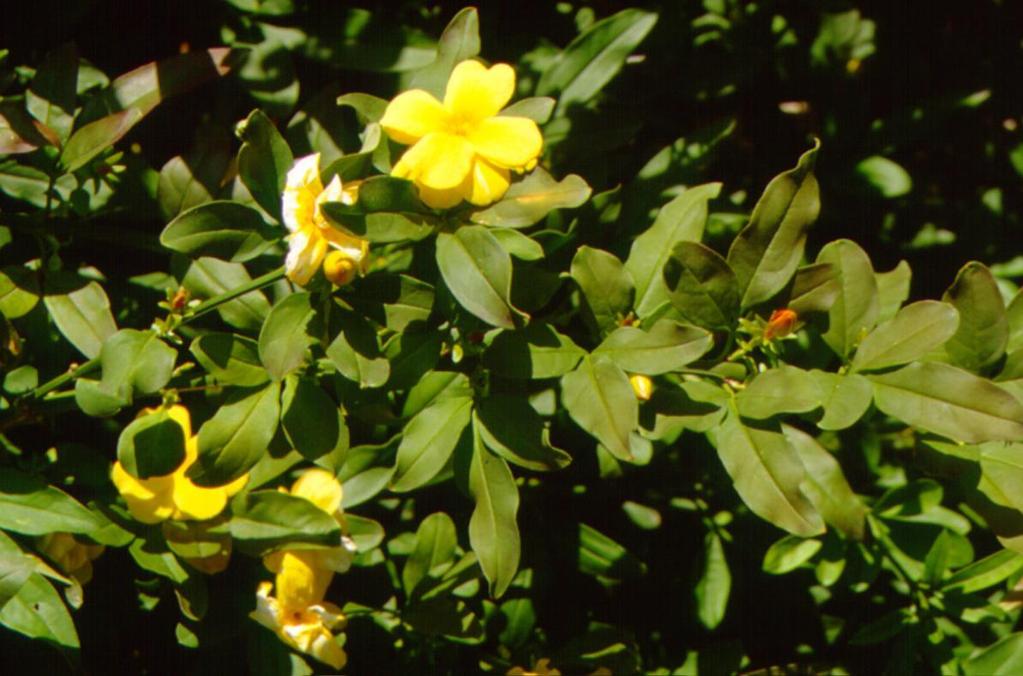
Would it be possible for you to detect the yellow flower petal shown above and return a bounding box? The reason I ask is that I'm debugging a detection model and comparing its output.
[467,158,511,206]
[444,60,515,120]
[290,469,343,515]
[416,179,473,209]
[111,462,176,524]
[381,89,449,145]
[282,154,324,233]
[276,551,334,611]
[170,477,229,521]
[468,116,543,170]
[285,228,329,286]
[392,132,475,190]
[223,473,249,497]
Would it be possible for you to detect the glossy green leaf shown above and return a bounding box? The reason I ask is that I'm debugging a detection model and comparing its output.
[537,8,658,113]
[403,512,458,595]
[26,43,78,144]
[875,260,912,322]
[468,443,520,598]
[627,183,722,317]
[190,333,268,387]
[490,229,545,261]
[571,246,634,334]
[391,395,472,492]
[117,409,187,479]
[727,141,821,309]
[436,226,526,329]
[1007,289,1023,353]
[227,490,340,556]
[44,278,117,358]
[237,109,294,219]
[384,330,442,390]
[190,381,281,486]
[339,439,397,509]
[59,108,142,172]
[869,362,1023,443]
[0,266,40,319]
[943,549,1023,594]
[662,241,740,329]
[736,365,822,419]
[87,329,176,410]
[850,300,959,372]
[281,376,341,460]
[258,292,317,381]
[593,319,713,375]
[578,523,646,581]
[783,425,867,540]
[561,356,638,461]
[180,257,270,331]
[326,309,389,388]
[964,633,1023,676]
[812,371,873,431]
[711,409,824,536]
[855,156,911,197]
[470,168,591,228]
[0,573,78,652]
[483,324,586,379]
[694,532,730,630]
[160,201,275,262]
[787,263,840,315]
[475,397,571,472]
[500,96,555,124]
[762,535,822,574]
[943,261,1009,372]
[818,239,879,358]
[0,470,101,536]
[410,7,480,98]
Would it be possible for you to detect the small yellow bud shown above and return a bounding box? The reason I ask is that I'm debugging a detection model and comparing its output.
[629,374,653,401]
[323,251,358,287]
[764,308,798,340]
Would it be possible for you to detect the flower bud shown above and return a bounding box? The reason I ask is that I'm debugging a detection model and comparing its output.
[629,374,653,401]
[323,251,358,287]
[764,308,798,340]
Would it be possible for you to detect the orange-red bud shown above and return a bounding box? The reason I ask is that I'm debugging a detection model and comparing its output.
[764,308,798,340]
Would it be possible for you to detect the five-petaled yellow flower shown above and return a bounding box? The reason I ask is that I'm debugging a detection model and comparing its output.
[281,153,369,286]
[36,533,104,585]
[381,59,543,209]
[111,405,248,524]
[251,469,356,670]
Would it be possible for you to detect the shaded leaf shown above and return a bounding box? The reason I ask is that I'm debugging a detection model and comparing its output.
[561,356,637,461]
[470,168,591,228]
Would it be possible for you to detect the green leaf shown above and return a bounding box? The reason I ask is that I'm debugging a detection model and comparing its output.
[812,371,873,431]
[326,309,389,388]
[736,366,822,419]
[1007,289,1023,353]
[855,156,912,198]
[190,381,282,486]
[787,263,840,315]
[160,201,275,262]
[336,93,388,124]
[850,300,960,372]
[281,376,341,460]
[191,333,269,387]
[0,573,78,652]
[875,260,912,322]
[410,7,480,98]
[59,108,143,172]
[662,241,740,329]
[356,274,434,332]
[727,141,821,309]
[483,324,586,379]
[943,261,1009,372]
[490,228,545,261]
[0,552,35,611]
[561,356,638,461]
[694,532,730,630]
[26,44,78,144]
[227,490,341,556]
[571,246,634,334]
[0,266,40,319]
[943,549,1023,594]
[468,443,520,598]
[627,183,722,318]
[435,226,526,329]
[817,239,879,358]
[180,257,270,331]
[0,470,101,536]
[384,330,442,390]
[43,278,117,358]
[469,168,591,228]
[711,409,824,536]
[86,329,176,410]
[980,443,1023,516]
[762,535,822,574]
[593,319,713,375]
[403,512,458,595]
[258,292,317,381]
[869,362,1023,443]
[964,633,1023,676]
[475,397,571,472]
[237,109,294,220]
[578,523,646,581]
[783,425,867,539]
[338,439,397,509]
[500,96,555,124]
[401,371,471,419]
[391,395,472,492]
[537,8,658,113]
[117,409,187,479]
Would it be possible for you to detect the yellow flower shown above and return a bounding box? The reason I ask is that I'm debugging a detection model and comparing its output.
[36,533,104,585]
[629,374,653,401]
[111,405,248,524]
[381,59,543,209]
[251,579,348,670]
[281,153,369,286]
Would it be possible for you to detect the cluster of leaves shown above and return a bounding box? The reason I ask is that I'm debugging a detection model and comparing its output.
[3,2,1023,674]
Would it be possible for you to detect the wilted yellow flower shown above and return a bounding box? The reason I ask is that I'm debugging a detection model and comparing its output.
[111,405,248,524]
[36,533,104,585]
[630,374,653,401]
[381,59,543,209]
[162,519,234,574]
[281,153,369,286]
[251,579,348,670]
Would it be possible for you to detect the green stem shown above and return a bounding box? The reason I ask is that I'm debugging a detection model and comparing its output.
[23,266,288,402]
